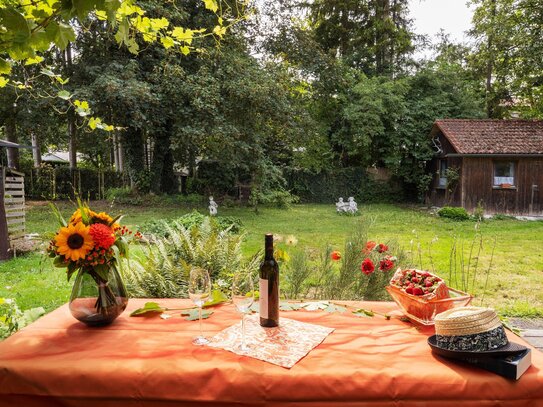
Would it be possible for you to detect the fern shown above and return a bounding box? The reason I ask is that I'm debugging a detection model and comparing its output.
[124,219,258,298]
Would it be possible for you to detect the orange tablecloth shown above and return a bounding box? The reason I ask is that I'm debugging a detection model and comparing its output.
[0,299,542,407]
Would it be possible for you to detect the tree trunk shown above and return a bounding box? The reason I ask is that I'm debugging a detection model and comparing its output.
[5,117,19,170]
[0,167,11,260]
[64,45,77,169]
[122,127,146,192]
[485,0,497,118]
[31,132,41,168]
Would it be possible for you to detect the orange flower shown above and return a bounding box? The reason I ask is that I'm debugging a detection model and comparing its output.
[363,241,376,254]
[89,223,116,249]
[331,250,342,261]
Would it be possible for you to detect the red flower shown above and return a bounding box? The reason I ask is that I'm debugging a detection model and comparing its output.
[331,250,342,261]
[379,258,394,272]
[361,258,375,275]
[363,241,377,254]
[89,223,116,249]
[377,243,388,253]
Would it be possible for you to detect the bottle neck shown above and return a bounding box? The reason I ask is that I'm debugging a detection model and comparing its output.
[264,234,274,260]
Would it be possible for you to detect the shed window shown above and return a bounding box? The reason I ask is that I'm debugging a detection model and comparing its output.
[438,160,447,188]
[493,161,515,187]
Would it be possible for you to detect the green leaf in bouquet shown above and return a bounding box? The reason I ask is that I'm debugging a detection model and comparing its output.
[66,262,79,281]
[48,202,67,227]
[92,263,110,281]
[280,302,303,311]
[115,238,129,258]
[53,256,67,268]
[109,214,124,227]
[353,308,375,318]
[130,302,166,316]
[181,309,213,321]
[203,289,228,308]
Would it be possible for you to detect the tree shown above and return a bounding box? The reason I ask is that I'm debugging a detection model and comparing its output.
[469,0,543,118]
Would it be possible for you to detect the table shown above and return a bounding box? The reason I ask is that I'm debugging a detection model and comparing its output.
[0,299,542,407]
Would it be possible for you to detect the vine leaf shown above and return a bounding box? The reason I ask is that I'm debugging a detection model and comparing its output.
[130,302,166,316]
[203,289,228,308]
[280,302,303,311]
[181,309,213,321]
[352,308,375,318]
[302,301,329,311]
[325,303,347,313]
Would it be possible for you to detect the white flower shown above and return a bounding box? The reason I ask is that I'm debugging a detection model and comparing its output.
[274,235,284,243]
[285,235,298,246]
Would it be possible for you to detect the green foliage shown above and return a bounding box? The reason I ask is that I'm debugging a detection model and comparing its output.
[285,167,402,204]
[124,218,259,298]
[249,159,299,210]
[141,211,243,237]
[0,298,45,340]
[437,206,471,221]
[105,187,142,205]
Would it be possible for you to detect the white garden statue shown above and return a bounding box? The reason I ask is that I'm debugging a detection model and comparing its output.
[347,197,358,213]
[335,196,358,214]
[336,197,345,213]
[208,196,218,216]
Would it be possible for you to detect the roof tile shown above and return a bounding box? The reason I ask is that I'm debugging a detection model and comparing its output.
[433,119,543,155]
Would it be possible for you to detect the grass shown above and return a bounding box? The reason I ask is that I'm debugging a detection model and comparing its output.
[1,200,543,317]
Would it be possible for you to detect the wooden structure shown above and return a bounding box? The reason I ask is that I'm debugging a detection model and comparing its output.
[428,119,543,215]
[3,168,25,239]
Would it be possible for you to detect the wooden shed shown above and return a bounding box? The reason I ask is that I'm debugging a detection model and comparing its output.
[428,119,543,215]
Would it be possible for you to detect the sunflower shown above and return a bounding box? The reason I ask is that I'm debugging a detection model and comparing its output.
[69,208,97,225]
[92,211,114,225]
[55,222,94,261]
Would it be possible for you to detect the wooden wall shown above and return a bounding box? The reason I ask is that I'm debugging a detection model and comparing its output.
[461,157,543,215]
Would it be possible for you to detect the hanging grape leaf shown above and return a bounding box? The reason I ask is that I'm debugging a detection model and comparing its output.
[280,302,303,311]
[130,302,166,316]
[325,303,347,313]
[352,308,375,318]
[181,309,213,321]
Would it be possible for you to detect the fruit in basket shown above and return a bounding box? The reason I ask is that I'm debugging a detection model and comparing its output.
[388,269,451,321]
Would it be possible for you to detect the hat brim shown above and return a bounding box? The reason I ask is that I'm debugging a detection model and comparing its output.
[428,335,528,359]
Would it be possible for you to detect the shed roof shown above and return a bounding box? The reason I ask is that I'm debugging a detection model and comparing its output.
[431,119,543,155]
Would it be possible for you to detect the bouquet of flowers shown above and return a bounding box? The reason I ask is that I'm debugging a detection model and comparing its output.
[48,202,140,324]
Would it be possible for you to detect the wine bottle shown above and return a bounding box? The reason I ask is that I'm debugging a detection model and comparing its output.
[259,233,279,327]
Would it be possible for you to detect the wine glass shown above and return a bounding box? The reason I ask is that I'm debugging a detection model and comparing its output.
[189,267,211,345]
[232,273,255,351]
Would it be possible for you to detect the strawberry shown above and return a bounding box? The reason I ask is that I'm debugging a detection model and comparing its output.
[411,277,419,284]
[405,285,414,294]
[425,280,433,287]
[413,287,424,296]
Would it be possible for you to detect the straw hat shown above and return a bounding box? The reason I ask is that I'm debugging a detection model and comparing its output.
[430,307,526,355]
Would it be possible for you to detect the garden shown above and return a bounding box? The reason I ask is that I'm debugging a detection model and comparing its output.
[2,199,542,338]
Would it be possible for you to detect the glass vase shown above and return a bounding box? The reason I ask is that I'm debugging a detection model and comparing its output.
[69,265,128,327]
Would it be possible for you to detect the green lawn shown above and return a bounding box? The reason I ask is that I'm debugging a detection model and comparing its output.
[1,201,543,316]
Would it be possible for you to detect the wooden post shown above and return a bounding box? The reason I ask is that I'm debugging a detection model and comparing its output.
[0,167,11,260]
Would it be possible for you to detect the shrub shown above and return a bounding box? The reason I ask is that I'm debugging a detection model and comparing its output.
[437,206,470,221]
[0,298,45,340]
[125,218,259,298]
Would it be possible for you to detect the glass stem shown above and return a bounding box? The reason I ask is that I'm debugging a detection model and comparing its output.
[241,313,246,348]
[199,306,203,338]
